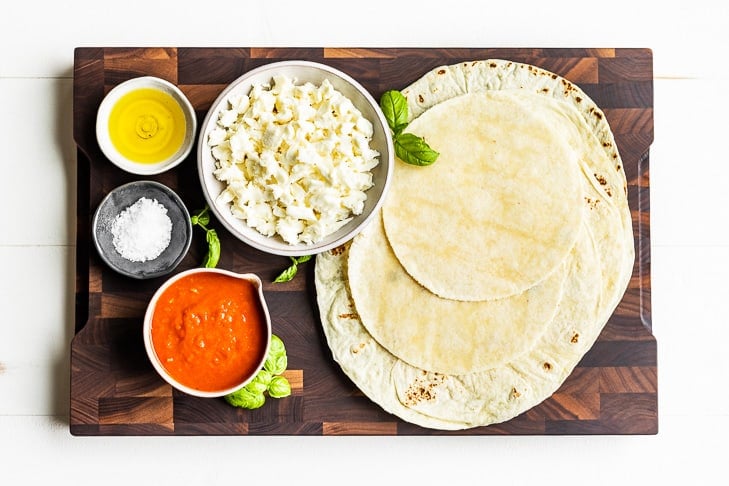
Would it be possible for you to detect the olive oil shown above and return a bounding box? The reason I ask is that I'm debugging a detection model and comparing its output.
[108,87,186,164]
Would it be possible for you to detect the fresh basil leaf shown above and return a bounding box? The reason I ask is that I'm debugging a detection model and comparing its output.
[394,132,440,166]
[273,262,298,283]
[268,375,292,399]
[192,207,210,227]
[191,206,220,268]
[224,386,266,409]
[294,255,312,264]
[264,353,288,376]
[380,90,409,136]
[268,334,286,357]
[274,255,311,283]
[264,334,287,378]
[224,334,290,409]
[253,369,273,387]
[202,229,220,268]
[244,378,269,395]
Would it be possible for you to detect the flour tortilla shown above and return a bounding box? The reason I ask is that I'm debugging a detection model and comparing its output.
[348,210,567,375]
[314,59,634,429]
[317,216,601,430]
[382,90,584,302]
[316,176,629,430]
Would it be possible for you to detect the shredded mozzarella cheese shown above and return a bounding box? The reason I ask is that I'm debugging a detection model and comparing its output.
[208,75,380,245]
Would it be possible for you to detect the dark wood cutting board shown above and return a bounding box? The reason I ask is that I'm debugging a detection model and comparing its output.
[71,47,656,435]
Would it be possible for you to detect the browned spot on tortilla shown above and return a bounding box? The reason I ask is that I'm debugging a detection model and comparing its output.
[403,374,446,406]
[571,333,580,344]
[543,362,553,371]
[418,94,424,103]
[437,69,446,75]
[338,312,359,319]
[585,197,600,210]
[329,245,346,256]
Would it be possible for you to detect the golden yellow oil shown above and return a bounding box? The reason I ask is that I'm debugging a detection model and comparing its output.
[108,87,187,164]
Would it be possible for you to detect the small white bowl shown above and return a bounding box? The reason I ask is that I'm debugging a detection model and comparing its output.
[197,60,394,256]
[96,76,197,175]
[143,268,272,398]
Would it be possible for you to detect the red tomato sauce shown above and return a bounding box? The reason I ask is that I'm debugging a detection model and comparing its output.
[150,272,268,392]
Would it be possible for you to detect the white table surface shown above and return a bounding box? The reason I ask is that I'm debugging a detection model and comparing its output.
[1,1,727,484]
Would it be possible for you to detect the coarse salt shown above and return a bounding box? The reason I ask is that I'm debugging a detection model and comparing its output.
[111,197,173,262]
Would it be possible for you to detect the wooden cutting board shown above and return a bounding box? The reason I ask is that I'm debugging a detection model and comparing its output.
[71,47,656,435]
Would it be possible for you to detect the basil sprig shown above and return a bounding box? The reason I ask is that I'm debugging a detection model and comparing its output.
[380,90,439,166]
[224,334,292,409]
[191,206,221,268]
[274,255,312,283]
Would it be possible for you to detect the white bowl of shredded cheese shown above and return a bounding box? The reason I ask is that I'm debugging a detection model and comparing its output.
[197,60,394,256]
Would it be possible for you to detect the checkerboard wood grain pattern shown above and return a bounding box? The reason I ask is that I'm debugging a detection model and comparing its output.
[71,47,656,435]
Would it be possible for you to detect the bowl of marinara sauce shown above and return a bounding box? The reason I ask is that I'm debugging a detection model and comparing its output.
[143,268,272,397]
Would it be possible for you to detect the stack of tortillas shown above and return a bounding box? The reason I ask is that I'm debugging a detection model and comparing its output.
[315,59,634,430]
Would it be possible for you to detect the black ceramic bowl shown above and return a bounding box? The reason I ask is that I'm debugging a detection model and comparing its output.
[92,180,192,279]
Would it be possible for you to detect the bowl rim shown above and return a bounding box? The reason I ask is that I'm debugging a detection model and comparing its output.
[91,179,193,280]
[196,59,394,257]
[96,75,197,175]
[143,267,273,398]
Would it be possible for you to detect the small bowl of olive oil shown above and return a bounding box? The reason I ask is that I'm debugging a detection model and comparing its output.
[96,76,197,175]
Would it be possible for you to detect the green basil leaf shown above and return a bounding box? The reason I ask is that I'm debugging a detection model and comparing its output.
[264,335,288,375]
[202,229,221,268]
[192,207,210,227]
[244,378,269,395]
[264,353,288,376]
[294,255,312,264]
[273,262,298,283]
[253,369,273,387]
[224,386,266,409]
[268,375,292,399]
[380,90,409,136]
[224,334,290,409]
[268,334,286,357]
[394,133,440,166]
[192,206,220,268]
[274,255,310,283]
